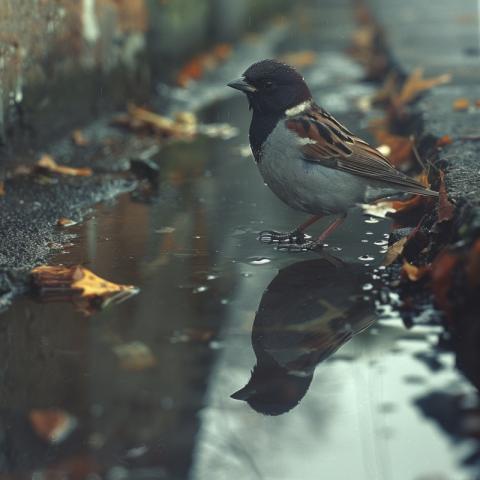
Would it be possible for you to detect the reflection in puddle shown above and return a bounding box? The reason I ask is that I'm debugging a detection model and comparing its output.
[232,257,376,415]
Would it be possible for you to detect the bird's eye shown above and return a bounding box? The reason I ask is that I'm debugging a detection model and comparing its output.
[263,80,274,89]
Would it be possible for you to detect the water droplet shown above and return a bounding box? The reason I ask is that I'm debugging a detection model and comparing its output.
[332,246,342,251]
[366,231,373,235]
[198,197,205,203]
[241,273,253,277]
[207,275,218,280]
[365,217,379,223]
[363,283,373,291]
[361,239,368,243]
[384,234,389,238]
[193,286,209,294]
[323,243,328,247]
[249,257,271,265]
[359,255,374,261]
[209,340,223,350]
[374,240,388,246]
[372,274,381,280]
[220,299,229,304]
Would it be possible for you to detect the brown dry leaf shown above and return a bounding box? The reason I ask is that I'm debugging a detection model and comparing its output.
[36,155,92,177]
[394,68,451,107]
[371,129,412,167]
[382,236,408,266]
[382,216,426,266]
[277,51,316,68]
[400,260,432,282]
[452,98,470,110]
[0,180,4,195]
[114,104,239,141]
[72,128,90,146]
[429,248,460,320]
[431,170,455,233]
[466,238,480,291]
[57,218,77,226]
[31,265,138,315]
[126,103,196,138]
[177,43,232,87]
[112,341,157,371]
[29,409,77,444]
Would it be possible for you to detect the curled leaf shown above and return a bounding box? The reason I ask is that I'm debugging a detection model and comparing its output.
[31,265,138,315]
[382,236,408,266]
[400,260,432,282]
[431,170,454,233]
[36,155,92,177]
[393,68,451,107]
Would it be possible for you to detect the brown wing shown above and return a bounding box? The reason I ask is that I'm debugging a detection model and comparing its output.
[287,104,438,196]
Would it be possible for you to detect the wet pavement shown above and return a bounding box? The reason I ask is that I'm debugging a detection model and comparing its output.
[1,1,480,479]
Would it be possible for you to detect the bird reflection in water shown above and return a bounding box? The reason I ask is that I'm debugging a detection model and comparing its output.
[231,254,377,415]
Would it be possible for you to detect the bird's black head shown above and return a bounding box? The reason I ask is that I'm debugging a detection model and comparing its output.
[231,363,313,416]
[227,59,312,116]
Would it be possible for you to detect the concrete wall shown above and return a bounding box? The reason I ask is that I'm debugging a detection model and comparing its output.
[0,0,283,159]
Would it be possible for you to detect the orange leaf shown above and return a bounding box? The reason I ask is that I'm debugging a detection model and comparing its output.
[72,127,90,146]
[400,260,432,282]
[429,248,460,320]
[0,180,4,195]
[29,409,77,444]
[452,98,469,110]
[394,68,451,107]
[31,265,138,315]
[57,218,76,226]
[36,155,92,176]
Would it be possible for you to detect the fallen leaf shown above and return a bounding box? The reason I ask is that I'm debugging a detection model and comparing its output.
[429,248,460,320]
[112,341,157,371]
[382,216,426,266]
[31,265,138,315]
[72,127,91,146]
[29,409,77,444]
[382,236,408,266]
[177,43,232,87]
[277,51,316,68]
[0,181,4,195]
[475,100,480,108]
[452,98,470,110]
[393,68,451,107]
[57,218,77,226]
[370,129,412,167]
[36,155,92,177]
[113,104,239,141]
[400,260,432,282]
[431,170,455,233]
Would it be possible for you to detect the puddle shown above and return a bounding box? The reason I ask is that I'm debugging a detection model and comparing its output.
[1,71,478,480]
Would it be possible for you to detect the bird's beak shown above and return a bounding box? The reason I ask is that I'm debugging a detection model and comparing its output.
[230,385,257,401]
[227,77,257,93]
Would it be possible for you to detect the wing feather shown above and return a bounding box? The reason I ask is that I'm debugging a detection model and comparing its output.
[287,105,438,197]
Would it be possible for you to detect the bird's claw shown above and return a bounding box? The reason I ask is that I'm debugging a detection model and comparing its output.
[259,229,305,245]
[276,241,324,254]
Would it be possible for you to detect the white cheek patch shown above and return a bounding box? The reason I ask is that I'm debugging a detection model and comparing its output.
[285,100,312,117]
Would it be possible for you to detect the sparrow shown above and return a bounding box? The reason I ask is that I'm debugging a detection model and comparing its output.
[227,60,439,251]
[230,257,377,415]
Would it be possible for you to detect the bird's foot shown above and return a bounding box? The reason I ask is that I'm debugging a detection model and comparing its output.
[259,228,306,245]
[276,240,324,254]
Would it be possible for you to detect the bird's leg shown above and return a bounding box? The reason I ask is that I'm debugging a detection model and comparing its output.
[259,215,323,245]
[278,213,348,253]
